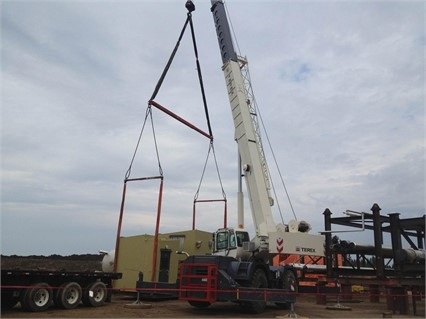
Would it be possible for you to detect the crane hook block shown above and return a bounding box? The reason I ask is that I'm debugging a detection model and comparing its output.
[185,0,195,12]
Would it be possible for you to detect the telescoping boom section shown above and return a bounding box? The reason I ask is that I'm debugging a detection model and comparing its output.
[210,0,324,258]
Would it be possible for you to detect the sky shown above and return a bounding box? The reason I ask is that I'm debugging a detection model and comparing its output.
[1,0,424,256]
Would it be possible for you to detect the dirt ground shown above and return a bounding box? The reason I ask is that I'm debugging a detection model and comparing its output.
[2,292,425,318]
[1,255,102,272]
[2,256,424,318]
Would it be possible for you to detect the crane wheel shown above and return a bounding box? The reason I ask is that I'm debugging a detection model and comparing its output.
[240,268,268,314]
[275,269,297,309]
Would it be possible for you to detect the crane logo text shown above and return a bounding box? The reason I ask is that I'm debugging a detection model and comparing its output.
[296,246,316,253]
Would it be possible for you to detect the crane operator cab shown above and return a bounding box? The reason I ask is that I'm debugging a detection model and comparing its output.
[212,228,252,260]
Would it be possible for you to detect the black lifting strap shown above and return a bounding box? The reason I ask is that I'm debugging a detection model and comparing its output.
[188,7,213,138]
[149,1,213,138]
[149,15,190,101]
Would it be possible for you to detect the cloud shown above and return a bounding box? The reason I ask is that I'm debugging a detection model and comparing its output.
[1,0,424,255]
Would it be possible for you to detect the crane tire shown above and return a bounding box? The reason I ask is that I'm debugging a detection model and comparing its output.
[20,282,52,312]
[55,282,82,309]
[275,269,297,309]
[82,281,107,307]
[241,268,268,314]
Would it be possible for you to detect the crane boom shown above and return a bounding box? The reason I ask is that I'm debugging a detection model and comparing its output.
[223,59,278,237]
[210,0,324,259]
[211,0,276,240]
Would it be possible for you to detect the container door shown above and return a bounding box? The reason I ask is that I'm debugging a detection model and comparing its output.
[159,248,172,282]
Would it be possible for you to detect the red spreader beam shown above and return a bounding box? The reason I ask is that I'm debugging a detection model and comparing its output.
[149,100,213,140]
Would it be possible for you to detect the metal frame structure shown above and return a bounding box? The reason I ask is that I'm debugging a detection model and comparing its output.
[322,203,424,315]
[323,203,425,282]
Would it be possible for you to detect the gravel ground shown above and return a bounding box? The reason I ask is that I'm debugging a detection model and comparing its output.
[2,256,424,318]
[2,292,424,318]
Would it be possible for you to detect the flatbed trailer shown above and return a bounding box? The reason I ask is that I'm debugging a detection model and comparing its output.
[1,269,122,312]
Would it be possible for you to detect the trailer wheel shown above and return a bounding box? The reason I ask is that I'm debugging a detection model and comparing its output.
[275,269,297,309]
[188,300,211,308]
[241,268,268,314]
[1,290,19,310]
[82,281,107,307]
[55,282,82,309]
[20,282,52,312]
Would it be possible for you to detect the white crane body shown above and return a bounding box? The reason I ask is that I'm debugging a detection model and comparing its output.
[211,0,324,259]
[224,59,276,237]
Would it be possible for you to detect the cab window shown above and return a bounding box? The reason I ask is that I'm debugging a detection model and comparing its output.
[216,231,228,250]
[236,231,249,247]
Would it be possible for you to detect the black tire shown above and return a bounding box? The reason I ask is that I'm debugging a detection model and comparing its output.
[1,290,19,310]
[188,300,211,308]
[20,282,52,312]
[241,268,268,314]
[82,281,107,307]
[55,282,82,309]
[275,269,297,309]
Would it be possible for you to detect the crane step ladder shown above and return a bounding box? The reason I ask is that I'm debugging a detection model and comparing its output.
[178,263,218,303]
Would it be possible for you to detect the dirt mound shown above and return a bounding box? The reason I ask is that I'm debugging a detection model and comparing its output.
[1,254,103,272]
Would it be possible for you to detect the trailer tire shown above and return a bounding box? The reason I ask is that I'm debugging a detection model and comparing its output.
[241,268,268,314]
[55,282,82,309]
[20,282,52,312]
[82,281,107,307]
[1,290,19,310]
[188,300,211,308]
[275,269,297,309]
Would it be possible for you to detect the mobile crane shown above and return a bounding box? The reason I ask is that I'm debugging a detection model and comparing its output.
[209,0,324,264]
[137,1,325,313]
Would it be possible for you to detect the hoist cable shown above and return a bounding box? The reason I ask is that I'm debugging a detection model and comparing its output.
[125,106,155,179]
[149,106,163,177]
[211,141,227,200]
[193,140,226,201]
[193,144,212,201]
[257,107,298,221]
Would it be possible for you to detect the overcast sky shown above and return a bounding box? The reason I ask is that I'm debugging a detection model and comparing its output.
[1,0,424,256]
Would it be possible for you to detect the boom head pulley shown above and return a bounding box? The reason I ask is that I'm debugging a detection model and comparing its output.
[185,0,195,13]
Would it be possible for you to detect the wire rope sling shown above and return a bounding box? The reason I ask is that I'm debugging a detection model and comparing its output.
[113,1,227,281]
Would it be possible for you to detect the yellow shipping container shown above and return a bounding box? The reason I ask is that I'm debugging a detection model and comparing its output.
[114,229,212,290]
